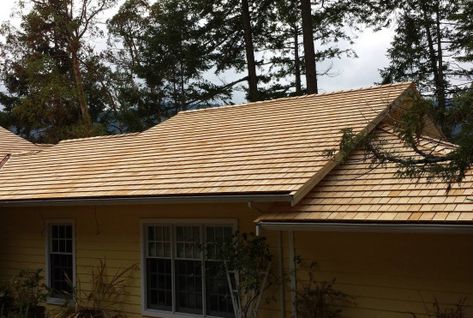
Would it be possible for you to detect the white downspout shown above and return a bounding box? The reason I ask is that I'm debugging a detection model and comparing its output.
[288,231,297,318]
[278,231,286,318]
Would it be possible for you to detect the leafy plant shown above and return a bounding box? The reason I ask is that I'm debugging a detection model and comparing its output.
[7,269,48,318]
[0,283,13,318]
[58,260,138,318]
[216,232,274,318]
[295,261,352,318]
[411,298,467,318]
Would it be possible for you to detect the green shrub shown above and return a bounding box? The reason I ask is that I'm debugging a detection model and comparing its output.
[295,261,352,318]
[1,269,48,318]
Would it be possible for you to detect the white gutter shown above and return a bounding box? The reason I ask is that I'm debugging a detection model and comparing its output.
[257,221,473,234]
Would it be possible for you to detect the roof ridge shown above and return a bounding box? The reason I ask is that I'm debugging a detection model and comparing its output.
[59,132,141,144]
[181,82,413,114]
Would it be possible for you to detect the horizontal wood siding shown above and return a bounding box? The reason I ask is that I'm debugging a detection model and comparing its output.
[1,205,472,318]
[293,230,473,318]
[0,203,280,318]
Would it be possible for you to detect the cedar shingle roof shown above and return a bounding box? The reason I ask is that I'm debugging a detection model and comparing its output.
[258,125,473,223]
[0,126,39,157]
[0,82,413,201]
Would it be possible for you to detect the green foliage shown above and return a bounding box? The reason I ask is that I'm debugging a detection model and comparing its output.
[9,269,47,312]
[410,298,467,318]
[58,260,138,318]
[295,261,352,318]
[327,93,473,188]
[1,269,48,318]
[0,283,13,318]
[107,0,239,126]
[0,0,117,142]
[217,232,273,318]
[378,0,473,136]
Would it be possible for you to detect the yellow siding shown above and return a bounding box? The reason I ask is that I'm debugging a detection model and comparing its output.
[293,230,473,318]
[0,204,280,318]
[1,204,473,318]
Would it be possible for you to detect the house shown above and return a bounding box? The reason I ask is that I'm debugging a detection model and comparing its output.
[0,82,472,318]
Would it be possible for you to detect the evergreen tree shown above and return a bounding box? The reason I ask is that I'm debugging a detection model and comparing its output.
[379,0,473,136]
[200,0,275,101]
[108,0,242,130]
[335,0,473,186]
[0,0,116,142]
[263,0,361,98]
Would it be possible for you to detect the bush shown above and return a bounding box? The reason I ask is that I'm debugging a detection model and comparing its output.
[1,269,48,318]
[411,298,467,318]
[216,232,274,318]
[0,284,13,318]
[295,261,352,318]
[57,260,138,318]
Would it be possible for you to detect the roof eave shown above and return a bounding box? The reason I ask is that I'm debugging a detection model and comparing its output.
[257,220,473,234]
[0,193,293,207]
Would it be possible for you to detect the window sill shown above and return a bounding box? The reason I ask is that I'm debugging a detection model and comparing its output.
[142,308,226,318]
[46,297,67,306]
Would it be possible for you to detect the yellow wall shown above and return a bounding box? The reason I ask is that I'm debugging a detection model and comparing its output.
[1,204,472,318]
[291,230,473,318]
[0,203,280,318]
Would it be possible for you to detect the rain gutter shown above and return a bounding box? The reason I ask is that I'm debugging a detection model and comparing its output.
[257,221,473,234]
[0,193,292,207]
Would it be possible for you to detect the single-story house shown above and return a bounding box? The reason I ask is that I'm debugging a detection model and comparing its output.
[0,82,472,318]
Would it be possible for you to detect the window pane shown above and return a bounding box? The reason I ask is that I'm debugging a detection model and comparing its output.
[175,260,202,314]
[176,226,200,259]
[147,225,171,258]
[206,261,234,317]
[52,225,59,239]
[49,224,74,298]
[147,259,172,311]
[50,225,73,254]
[49,254,73,297]
[58,225,65,239]
[65,239,73,254]
[206,226,232,260]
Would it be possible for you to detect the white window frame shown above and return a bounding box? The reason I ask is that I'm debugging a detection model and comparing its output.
[140,219,238,318]
[44,220,76,305]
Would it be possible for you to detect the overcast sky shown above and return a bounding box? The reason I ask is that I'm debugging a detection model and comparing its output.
[0,0,395,101]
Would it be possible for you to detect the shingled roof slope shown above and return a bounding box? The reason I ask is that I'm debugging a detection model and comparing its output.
[0,126,40,157]
[258,125,473,223]
[0,83,413,201]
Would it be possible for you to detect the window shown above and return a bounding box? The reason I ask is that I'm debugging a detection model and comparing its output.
[143,222,234,318]
[47,223,74,299]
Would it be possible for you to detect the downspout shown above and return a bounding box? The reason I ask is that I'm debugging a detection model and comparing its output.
[248,202,265,236]
[248,202,287,317]
[288,231,297,318]
[278,231,286,318]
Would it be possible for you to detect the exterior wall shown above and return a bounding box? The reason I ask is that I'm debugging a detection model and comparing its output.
[291,230,473,318]
[1,204,473,318]
[0,203,280,318]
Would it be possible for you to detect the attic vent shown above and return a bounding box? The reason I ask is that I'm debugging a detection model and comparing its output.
[0,154,11,169]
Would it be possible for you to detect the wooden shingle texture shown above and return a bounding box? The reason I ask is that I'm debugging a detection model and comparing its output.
[0,126,40,157]
[0,83,413,200]
[259,125,473,223]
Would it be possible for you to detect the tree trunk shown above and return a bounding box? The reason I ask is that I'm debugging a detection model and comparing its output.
[434,5,447,123]
[420,3,446,120]
[241,0,258,102]
[293,24,302,95]
[70,43,92,127]
[300,0,318,94]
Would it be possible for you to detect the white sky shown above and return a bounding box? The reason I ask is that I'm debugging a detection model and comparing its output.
[0,0,395,103]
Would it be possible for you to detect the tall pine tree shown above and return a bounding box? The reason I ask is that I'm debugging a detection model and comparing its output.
[0,0,117,142]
